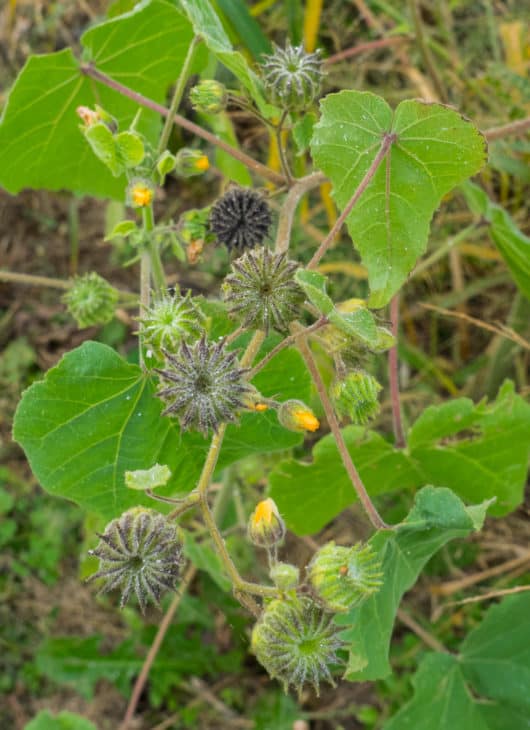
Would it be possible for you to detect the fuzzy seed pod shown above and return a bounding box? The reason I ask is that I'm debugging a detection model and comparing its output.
[270,561,300,591]
[307,541,383,613]
[251,596,344,695]
[209,188,271,252]
[278,400,320,433]
[174,148,209,177]
[137,291,205,357]
[63,272,118,328]
[222,246,304,333]
[189,79,228,114]
[155,335,250,435]
[88,508,182,612]
[260,43,324,112]
[248,498,286,548]
[330,371,382,425]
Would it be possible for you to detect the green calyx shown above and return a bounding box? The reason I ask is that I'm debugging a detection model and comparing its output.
[330,370,382,425]
[260,42,324,112]
[88,508,182,613]
[63,272,119,328]
[189,79,227,114]
[222,246,304,334]
[269,561,300,591]
[251,596,344,696]
[138,291,205,359]
[308,541,383,613]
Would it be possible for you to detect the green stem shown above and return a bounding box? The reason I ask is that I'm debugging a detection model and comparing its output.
[158,36,200,155]
[142,205,166,294]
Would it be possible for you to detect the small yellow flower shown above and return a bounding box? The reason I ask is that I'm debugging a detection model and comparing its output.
[278,400,320,433]
[194,155,210,172]
[76,105,100,127]
[248,498,285,548]
[128,180,154,208]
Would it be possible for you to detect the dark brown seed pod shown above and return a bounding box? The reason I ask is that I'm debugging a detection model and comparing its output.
[209,188,272,251]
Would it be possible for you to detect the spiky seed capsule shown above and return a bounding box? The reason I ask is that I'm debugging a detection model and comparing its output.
[260,42,324,112]
[88,508,182,613]
[209,188,272,252]
[248,498,286,548]
[222,246,304,333]
[63,272,118,328]
[174,148,210,177]
[307,541,383,613]
[330,370,382,425]
[270,561,300,591]
[155,335,250,435]
[189,80,228,114]
[251,596,344,696]
[278,400,320,433]
[137,291,205,358]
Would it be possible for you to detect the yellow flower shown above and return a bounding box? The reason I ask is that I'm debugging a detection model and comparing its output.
[129,180,154,208]
[194,155,210,172]
[248,498,285,548]
[278,400,320,433]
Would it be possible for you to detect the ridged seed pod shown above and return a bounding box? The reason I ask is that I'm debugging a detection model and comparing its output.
[189,80,227,114]
[330,370,382,425]
[155,335,250,435]
[269,562,300,591]
[138,291,205,357]
[307,541,383,613]
[251,596,344,696]
[260,43,324,112]
[88,508,181,612]
[63,272,118,328]
[222,246,304,333]
[209,188,271,252]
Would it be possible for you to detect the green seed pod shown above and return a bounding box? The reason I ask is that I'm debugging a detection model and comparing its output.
[248,498,286,549]
[277,400,320,433]
[155,335,251,435]
[138,291,205,358]
[63,272,118,328]
[88,508,182,612]
[251,596,344,695]
[260,43,324,112]
[330,370,382,425]
[189,79,228,114]
[174,148,210,178]
[307,541,383,613]
[222,246,304,333]
[270,561,300,591]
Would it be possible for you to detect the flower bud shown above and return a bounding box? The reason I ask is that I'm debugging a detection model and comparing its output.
[247,498,285,548]
[127,177,155,208]
[269,561,299,591]
[189,79,228,114]
[63,272,118,328]
[277,400,319,433]
[241,386,270,413]
[174,148,209,178]
[307,541,383,613]
[330,370,382,425]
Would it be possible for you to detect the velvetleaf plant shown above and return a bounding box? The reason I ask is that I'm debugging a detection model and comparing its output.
[1,0,529,710]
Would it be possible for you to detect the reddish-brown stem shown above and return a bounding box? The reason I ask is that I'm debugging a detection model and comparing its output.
[325,36,412,65]
[296,335,389,530]
[119,564,196,730]
[307,133,396,269]
[389,294,406,448]
[484,116,530,141]
[79,63,286,187]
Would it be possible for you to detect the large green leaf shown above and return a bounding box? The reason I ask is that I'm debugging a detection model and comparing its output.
[270,381,530,534]
[0,0,203,198]
[461,181,530,301]
[384,594,530,729]
[25,711,97,730]
[310,91,487,307]
[337,486,491,681]
[13,340,310,519]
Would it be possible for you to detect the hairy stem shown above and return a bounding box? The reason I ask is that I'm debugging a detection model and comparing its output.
[389,294,406,448]
[325,35,412,65]
[484,116,530,141]
[275,171,326,253]
[306,133,396,269]
[80,64,286,186]
[296,335,389,530]
[158,36,200,155]
[275,110,293,185]
[142,205,166,293]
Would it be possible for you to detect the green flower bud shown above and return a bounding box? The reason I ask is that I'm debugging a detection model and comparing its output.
[270,561,299,591]
[63,272,118,328]
[174,148,209,178]
[330,370,382,425]
[277,400,320,433]
[307,541,383,613]
[138,291,205,358]
[251,596,344,695]
[260,43,324,112]
[189,79,228,114]
[88,508,182,612]
[248,498,285,548]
